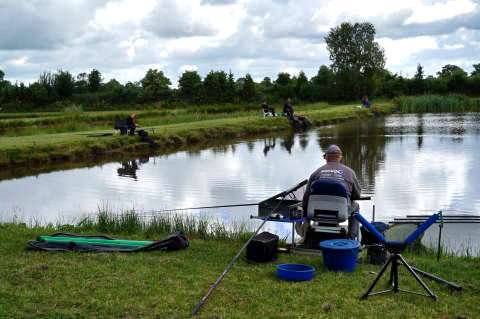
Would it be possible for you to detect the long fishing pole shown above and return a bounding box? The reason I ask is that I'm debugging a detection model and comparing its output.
[147,203,259,214]
[191,194,289,316]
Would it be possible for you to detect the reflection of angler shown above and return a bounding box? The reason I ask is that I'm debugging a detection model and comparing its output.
[117,160,139,180]
[281,134,294,153]
[262,137,276,156]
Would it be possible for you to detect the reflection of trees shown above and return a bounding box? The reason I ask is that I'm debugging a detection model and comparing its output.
[117,160,140,180]
[417,114,424,150]
[263,137,276,156]
[186,149,202,157]
[211,145,230,154]
[246,141,255,153]
[280,131,294,154]
[138,157,150,164]
[299,133,309,150]
[449,114,466,139]
[317,117,387,193]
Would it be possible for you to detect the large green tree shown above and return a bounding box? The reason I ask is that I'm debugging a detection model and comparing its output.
[411,64,425,94]
[87,69,102,92]
[203,70,228,103]
[141,69,171,101]
[437,65,467,92]
[325,22,385,99]
[241,73,257,102]
[273,72,294,99]
[294,71,311,101]
[311,65,334,101]
[471,63,480,76]
[178,70,202,102]
[226,71,236,102]
[54,70,75,99]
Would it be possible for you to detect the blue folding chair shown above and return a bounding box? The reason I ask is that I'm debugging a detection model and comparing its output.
[355,212,441,300]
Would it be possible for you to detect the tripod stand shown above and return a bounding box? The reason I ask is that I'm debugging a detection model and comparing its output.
[355,212,461,300]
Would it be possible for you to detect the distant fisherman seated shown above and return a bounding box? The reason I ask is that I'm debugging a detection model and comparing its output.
[125,113,137,135]
[361,95,371,108]
[301,144,362,239]
[283,98,294,118]
[261,101,276,117]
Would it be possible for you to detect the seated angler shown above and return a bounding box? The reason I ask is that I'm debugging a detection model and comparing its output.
[361,95,371,108]
[283,98,294,119]
[301,144,362,239]
[125,113,137,136]
[261,101,275,117]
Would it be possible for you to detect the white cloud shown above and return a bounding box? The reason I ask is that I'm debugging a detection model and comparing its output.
[0,0,478,83]
[90,0,157,30]
[120,36,149,59]
[282,67,300,76]
[378,36,439,66]
[406,0,477,24]
[444,43,465,50]
[179,64,199,73]
[8,56,28,66]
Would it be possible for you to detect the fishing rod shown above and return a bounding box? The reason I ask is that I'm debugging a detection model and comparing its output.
[191,193,290,316]
[147,203,259,214]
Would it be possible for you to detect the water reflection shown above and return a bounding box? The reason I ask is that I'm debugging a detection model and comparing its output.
[316,118,387,193]
[117,161,140,180]
[417,114,424,149]
[1,113,480,254]
[280,132,294,154]
[117,157,150,181]
[262,137,276,156]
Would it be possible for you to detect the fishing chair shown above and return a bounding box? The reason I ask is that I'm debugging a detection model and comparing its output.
[304,180,350,245]
[354,212,440,300]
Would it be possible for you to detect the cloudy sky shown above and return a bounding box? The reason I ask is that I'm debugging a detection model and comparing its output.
[1,0,479,85]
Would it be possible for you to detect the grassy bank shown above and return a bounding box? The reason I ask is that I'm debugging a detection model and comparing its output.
[0,220,478,318]
[0,102,393,168]
[395,94,480,113]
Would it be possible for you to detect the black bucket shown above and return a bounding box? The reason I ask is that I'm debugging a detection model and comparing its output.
[246,232,279,263]
[367,244,388,265]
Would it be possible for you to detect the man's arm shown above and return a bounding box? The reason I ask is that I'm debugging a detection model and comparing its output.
[302,176,312,214]
[350,172,361,201]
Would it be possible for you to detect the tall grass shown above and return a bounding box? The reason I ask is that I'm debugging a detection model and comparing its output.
[73,206,254,241]
[395,94,480,113]
[62,104,84,114]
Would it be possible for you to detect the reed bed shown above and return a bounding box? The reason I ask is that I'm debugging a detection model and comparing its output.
[395,94,480,113]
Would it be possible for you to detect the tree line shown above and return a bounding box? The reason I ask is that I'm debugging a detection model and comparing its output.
[0,22,479,112]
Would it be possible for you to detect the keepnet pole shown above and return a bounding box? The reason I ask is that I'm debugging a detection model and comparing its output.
[148,203,259,214]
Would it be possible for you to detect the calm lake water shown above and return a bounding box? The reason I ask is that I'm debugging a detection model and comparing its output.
[1,113,480,255]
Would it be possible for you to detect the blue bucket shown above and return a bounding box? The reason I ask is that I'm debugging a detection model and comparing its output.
[319,239,360,272]
[276,264,315,281]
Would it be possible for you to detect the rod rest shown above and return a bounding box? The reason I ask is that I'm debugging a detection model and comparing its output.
[354,212,439,253]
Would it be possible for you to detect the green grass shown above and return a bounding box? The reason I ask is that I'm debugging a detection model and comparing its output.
[0,102,393,168]
[395,95,480,113]
[0,221,478,318]
[75,206,255,241]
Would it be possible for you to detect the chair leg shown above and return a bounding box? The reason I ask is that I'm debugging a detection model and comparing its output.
[397,254,437,300]
[362,255,393,299]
